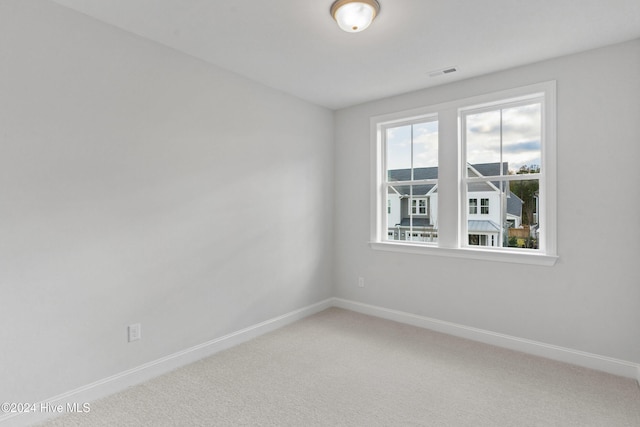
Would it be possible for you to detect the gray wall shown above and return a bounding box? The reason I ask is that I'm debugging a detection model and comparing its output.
[0,1,334,403]
[2,0,638,409]
[334,39,640,364]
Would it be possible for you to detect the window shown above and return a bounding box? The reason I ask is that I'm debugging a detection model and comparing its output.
[469,234,487,246]
[371,82,557,265]
[411,198,427,215]
[480,198,489,214]
[383,116,438,243]
[469,198,477,214]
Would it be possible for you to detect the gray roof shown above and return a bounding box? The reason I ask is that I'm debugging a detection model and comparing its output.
[388,184,435,196]
[388,166,439,181]
[470,162,508,177]
[388,163,507,196]
[397,218,432,227]
[468,220,501,233]
[507,192,523,217]
[387,162,506,181]
[387,166,438,196]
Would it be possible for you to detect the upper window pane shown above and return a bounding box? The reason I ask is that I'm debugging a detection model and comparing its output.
[412,121,438,169]
[465,102,541,175]
[386,119,438,181]
[502,103,541,174]
[386,125,412,173]
[466,110,501,166]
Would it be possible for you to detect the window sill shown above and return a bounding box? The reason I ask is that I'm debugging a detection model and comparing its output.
[369,241,558,266]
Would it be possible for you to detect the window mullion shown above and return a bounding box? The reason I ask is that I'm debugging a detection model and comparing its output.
[387,179,438,186]
[437,107,458,249]
[466,173,542,183]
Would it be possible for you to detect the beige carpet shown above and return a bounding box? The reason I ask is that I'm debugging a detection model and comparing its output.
[41,308,640,426]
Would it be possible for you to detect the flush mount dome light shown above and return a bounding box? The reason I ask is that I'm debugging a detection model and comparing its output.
[330,0,380,33]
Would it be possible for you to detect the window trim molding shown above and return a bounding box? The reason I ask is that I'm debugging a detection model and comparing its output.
[370,81,557,266]
[369,241,558,266]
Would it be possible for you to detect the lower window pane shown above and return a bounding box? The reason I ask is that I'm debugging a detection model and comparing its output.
[466,179,540,250]
[386,185,438,243]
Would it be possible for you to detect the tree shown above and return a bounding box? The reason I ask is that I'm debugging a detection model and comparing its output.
[510,165,539,225]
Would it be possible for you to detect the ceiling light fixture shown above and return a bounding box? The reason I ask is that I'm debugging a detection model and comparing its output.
[330,0,380,33]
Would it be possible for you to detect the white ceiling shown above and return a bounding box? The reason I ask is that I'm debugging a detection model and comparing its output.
[50,0,640,110]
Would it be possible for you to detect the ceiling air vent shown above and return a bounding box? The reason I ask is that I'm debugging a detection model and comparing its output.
[428,66,458,78]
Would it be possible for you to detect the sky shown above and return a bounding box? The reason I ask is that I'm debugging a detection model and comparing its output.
[465,103,541,173]
[386,102,541,175]
[386,119,438,171]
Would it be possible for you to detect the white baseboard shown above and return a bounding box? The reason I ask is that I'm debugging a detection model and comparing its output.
[4,296,638,426]
[0,298,333,427]
[332,298,640,381]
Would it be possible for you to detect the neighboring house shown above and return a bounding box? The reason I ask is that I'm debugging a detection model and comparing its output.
[387,162,525,247]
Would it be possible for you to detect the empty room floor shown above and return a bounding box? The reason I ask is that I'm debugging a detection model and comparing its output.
[41,308,640,426]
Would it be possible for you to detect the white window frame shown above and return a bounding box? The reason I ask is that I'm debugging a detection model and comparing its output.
[370,81,557,266]
[380,114,439,246]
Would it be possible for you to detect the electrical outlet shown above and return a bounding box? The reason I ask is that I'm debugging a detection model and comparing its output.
[128,323,141,342]
[358,277,365,288]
